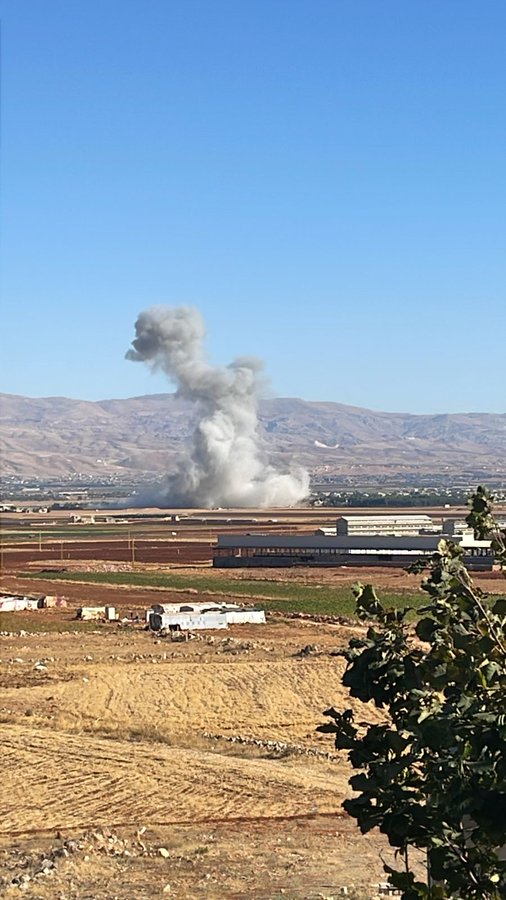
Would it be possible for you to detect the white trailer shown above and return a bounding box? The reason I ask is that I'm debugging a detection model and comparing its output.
[148,610,228,631]
[147,603,266,631]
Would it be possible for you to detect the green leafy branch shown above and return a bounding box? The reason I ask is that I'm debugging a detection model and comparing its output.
[318,488,506,899]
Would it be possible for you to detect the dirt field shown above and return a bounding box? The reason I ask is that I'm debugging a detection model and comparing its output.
[1,506,502,898]
[0,608,409,899]
[0,539,214,569]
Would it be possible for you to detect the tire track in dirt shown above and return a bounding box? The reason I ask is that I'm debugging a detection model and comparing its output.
[1,658,382,744]
[1,726,347,834]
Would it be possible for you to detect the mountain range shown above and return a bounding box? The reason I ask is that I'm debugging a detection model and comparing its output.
[1,392,505,483]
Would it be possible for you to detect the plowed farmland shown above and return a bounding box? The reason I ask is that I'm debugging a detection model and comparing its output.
[3,506,497,896]
[0,616,408,898]
[1,539,214,568]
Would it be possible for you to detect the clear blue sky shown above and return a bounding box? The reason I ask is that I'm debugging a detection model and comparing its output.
[1,0,505,413]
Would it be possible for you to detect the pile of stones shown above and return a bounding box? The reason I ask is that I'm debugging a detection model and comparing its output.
[203,731,340,761]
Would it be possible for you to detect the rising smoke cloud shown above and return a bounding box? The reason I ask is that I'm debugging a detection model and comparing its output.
[126,306,309,508]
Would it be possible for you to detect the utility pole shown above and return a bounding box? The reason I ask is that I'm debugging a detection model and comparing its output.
[131,537,135,566]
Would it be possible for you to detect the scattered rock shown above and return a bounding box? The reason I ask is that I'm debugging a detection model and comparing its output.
[64,841,79,854]
[202,731,339,760]
[294,644,319,658]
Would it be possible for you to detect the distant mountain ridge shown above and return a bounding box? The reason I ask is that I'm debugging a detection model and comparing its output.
[1,392,505,481]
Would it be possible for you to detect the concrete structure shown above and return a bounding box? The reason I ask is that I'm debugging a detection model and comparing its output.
[335,515,436,536]
[149,610,228,631]
[41,595,67,608]
[225,608,266,625]
[147,601,266,631]
[214,533,494,570]
[77,605,117,621]
[77,606,107,620]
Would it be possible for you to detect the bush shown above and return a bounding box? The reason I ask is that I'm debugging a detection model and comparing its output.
[318,487,506,898]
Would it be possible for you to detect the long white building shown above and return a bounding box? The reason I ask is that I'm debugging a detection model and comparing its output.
[213,533,493,570]
[335,514,436,536]
[147,601,266,631]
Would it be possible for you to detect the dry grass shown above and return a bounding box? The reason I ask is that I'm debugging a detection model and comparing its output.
[0,589,412,896]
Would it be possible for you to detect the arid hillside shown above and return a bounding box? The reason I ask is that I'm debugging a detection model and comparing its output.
[1,392,505,479]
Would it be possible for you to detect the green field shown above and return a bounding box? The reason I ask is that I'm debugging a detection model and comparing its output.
[24,569,425,618]
[0,528,134,543]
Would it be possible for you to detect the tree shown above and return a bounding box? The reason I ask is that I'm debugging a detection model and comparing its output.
[318,486,506,898]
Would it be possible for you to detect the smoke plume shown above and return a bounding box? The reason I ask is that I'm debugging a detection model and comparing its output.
[126,306,309,507]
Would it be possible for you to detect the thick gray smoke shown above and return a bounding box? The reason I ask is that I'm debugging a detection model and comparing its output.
[126,306,309,508]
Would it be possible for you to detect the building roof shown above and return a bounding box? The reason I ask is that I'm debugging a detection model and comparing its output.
[216,534,463,551]
[336,514,433,524]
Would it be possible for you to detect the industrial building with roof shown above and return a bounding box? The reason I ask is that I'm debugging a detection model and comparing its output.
[443,517,506,536]
[335,514,436,536]
[213,533,494,570]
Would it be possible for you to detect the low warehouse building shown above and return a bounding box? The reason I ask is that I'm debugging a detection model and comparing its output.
[213,533,494,570]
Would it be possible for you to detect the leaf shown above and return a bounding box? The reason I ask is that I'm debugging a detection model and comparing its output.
[318,486,506,895]
[493,597,506,616]
[416,617,437,642]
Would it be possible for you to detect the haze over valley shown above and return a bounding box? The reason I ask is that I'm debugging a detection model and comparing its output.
[1,392,505,486]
